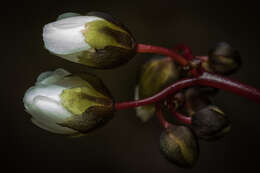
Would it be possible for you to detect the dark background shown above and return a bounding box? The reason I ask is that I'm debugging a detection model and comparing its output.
[3,0,260,172]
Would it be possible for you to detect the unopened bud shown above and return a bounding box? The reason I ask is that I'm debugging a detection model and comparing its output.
[207,42,241,75]
[43,12,136,69]
[191,105,231,141]
[184,87,212,115]
[23,69,114,136]
[160,125,199,168]
[135,57,180,122]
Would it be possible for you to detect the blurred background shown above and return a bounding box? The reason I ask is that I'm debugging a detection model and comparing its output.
[3,0,260,172]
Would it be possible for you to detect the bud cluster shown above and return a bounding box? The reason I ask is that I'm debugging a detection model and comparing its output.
[22,11,258,170]
[135,42,240,167]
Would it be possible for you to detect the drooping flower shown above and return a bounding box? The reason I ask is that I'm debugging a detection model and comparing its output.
[43,12,136,69]
[23,68,114,135]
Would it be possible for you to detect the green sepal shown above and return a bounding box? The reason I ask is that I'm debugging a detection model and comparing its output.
[60,87,112,116]
[76,18,136,69]
[58,72,114,134]
[58,105,114,134]
[87,11,132,34]
[78,46,137,69]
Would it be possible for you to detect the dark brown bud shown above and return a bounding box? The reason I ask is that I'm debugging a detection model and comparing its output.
[184,87,212,115]
[160,125,199,168]
[191,105,231,141]
[208,42,241,75]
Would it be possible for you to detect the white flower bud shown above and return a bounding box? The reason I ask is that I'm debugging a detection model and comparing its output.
[23,68,114,135]
[43,15,103,60]
[43,12,136,69]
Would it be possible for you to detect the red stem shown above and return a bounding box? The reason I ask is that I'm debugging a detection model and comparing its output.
[167,102,192,124]
[156,104,171,129]
[170,109,191,124]
[114,72,260,110]
[199,72,260,103]
[137,43,189,66]
[115,78,197,110]
[172,111,192,125]
[172,44,194,60]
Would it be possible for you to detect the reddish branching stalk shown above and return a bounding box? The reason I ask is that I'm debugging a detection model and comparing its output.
[114,72,260,110]
[137,43,189,66]
[199,72,260,103]
[172,44,194,60]
[172,111,192,124]
[167,101,192,124]
[115,78,196,110]
[156,104,171,129]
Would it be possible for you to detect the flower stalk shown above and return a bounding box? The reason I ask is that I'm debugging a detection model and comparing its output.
[137,43,189,66]
[167,101,192,125]
[156,104,171,129]
[172,44,194,60]
[114,72,260,110]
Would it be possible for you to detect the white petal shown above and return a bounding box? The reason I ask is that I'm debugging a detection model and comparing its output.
[25,85,66,105]
[23,86,37,109]
[25,96,76,135]
[31,118,76,135]
[36,71,53,83]
[43,16,103,55]
[30,95,73,123]
[57,12,81,20]
[54,68,71,76]
[36,68,71,85]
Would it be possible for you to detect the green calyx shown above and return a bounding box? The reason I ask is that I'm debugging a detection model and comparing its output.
[77,46,136,69]
[58,74,114,134]
[83,20,132,50]
[75,19,136,69]
[60,87,110,116]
